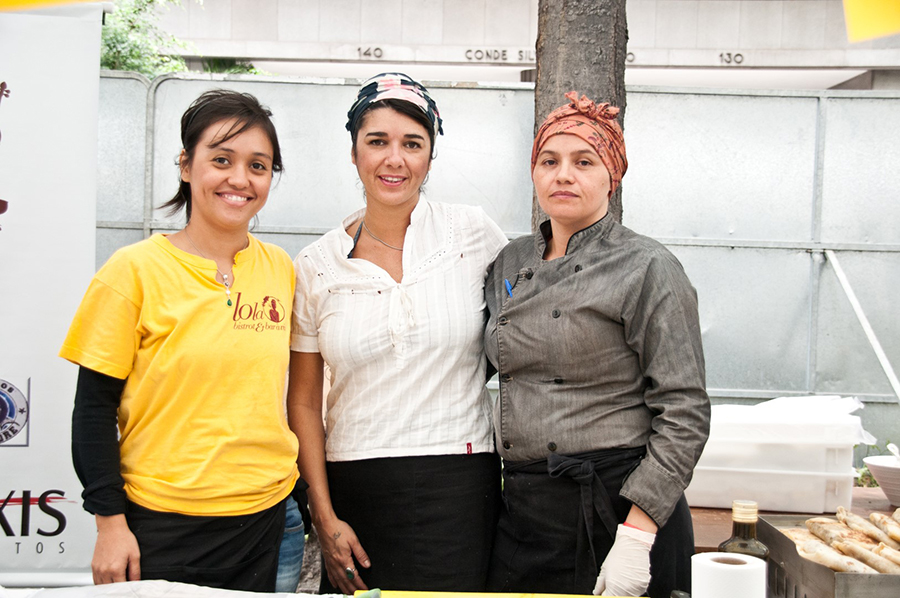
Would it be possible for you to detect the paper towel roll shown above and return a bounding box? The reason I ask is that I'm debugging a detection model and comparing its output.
[691,551,766,598]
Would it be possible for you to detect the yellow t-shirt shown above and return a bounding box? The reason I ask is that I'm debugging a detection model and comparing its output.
[60,234,299,516]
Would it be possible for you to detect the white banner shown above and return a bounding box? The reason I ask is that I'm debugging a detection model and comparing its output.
[0,3,104,587]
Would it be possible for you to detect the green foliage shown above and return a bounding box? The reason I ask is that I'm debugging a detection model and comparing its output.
[856,465,879,488]
[202,58,269,76]
[101,0,191,78]
[854,440,895,487]
[101,1,268,79]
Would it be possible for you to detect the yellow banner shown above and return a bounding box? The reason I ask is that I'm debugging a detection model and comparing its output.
[0,0,94,11]
[844,0,900,42]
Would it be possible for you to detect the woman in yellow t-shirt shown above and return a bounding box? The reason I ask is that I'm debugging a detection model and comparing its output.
[60,90,300,591]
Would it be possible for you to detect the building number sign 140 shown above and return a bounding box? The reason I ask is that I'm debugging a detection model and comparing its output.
[358,47,383,59]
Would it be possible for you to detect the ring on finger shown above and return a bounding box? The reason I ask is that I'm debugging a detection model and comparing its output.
[345,566,356,580]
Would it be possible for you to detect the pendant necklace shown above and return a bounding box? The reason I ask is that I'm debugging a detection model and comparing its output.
[184,228,236,306]
[362,220,403,251]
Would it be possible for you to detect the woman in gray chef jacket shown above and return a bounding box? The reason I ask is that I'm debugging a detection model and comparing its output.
[483,92,711,598]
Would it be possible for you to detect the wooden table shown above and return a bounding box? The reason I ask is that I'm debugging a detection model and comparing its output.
[690,487,897,552]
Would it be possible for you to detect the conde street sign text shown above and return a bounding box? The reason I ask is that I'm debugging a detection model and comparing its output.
[344,45,537,64]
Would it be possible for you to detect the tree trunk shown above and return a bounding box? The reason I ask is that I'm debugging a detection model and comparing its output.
[533,0,629,229]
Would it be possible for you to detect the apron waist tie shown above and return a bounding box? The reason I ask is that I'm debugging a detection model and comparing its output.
[506,446,646,580]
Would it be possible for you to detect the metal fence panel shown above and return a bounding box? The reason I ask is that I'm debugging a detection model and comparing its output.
[670,245,811,393]
[821,97,900,246]
[623,91,819,242]
[426,86,534,235]
[816,250,900,399]
[96,72,148,269]
[96,227,144,271]
[97,73,147,223]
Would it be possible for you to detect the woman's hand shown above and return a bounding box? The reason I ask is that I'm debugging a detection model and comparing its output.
[92,514,141,583]
[593,505,658,596]
[317,517,371,594]
[593,523,655,596]
[287,351,370,593]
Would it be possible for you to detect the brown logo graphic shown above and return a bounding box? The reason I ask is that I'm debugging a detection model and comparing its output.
[262,296,286,323]
[231,293,288,332]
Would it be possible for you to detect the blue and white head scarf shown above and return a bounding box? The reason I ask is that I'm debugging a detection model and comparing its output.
[346,73,444,138]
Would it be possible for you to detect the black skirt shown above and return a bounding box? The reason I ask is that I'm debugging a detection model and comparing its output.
[125,499,285,591]
[486,447,693,598]
[321,452,501,592]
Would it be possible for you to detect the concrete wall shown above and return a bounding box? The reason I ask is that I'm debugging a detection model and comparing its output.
[628,0,900,66]
[156,0,900,70]
[160,0,539,63]
[96,72,900,449]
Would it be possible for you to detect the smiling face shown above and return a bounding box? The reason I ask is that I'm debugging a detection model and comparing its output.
[533,133,612,234]
[180,119,274,233]
[351,106,432,211]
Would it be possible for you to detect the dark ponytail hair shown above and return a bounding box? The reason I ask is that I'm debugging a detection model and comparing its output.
[160,89,284,221]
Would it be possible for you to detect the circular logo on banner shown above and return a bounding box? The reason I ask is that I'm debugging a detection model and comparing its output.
[0,379,28,444]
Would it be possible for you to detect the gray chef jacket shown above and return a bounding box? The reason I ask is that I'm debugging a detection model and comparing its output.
[484,215,710,526]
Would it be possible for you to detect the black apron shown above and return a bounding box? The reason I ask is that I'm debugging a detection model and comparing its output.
[126,499,285,591]
[320,453,501,592]
[487,447,693,598]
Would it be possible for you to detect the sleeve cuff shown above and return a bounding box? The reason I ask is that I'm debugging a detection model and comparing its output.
[59,346,131,380]
[619,458,685,527]
[290,333,319,353]
[82,473,128,516]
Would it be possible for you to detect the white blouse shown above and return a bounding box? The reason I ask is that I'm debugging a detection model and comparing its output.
[292,201,508,462]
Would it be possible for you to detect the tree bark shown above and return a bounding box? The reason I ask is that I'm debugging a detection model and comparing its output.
[533,0,629,229]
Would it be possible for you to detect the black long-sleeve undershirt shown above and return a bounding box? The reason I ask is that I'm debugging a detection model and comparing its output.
[72,366,128,516]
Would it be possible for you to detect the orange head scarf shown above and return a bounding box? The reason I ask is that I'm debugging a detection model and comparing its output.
[531,91,627,196]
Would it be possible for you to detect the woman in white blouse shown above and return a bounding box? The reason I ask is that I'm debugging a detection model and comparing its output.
[287,73,507,594]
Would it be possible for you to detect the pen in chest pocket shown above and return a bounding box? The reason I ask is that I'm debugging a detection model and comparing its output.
[503,268,532,300]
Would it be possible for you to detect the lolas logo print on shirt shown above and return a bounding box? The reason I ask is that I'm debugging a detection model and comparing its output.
[231,293,288,332]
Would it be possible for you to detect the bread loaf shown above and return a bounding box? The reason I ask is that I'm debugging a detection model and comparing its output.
[836,506,900,550]
[806,517,878,549]
[834,540,900,574]
[871,512,900,543]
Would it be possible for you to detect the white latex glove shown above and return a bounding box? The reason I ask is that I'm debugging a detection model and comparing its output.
[593,523,656,597]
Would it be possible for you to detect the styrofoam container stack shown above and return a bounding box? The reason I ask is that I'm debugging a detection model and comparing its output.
[685,396,875,514]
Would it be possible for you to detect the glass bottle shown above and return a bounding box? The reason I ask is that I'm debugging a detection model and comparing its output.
[718,499,769,560]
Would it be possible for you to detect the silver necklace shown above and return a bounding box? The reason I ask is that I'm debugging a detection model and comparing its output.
[362,220,403,251]
[184,228,235,306]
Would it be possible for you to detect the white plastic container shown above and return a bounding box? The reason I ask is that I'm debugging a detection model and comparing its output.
[684,397,872,514]
[686,465,854,513]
